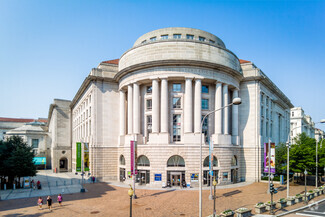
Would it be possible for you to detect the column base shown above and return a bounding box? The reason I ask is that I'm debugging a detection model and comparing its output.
[211,134,232,145]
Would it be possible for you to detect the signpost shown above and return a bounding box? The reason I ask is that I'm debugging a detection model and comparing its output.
[209,139,214,199]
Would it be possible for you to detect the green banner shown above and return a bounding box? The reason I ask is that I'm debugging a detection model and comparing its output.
[76,142,81,172]
[84,143,89,171]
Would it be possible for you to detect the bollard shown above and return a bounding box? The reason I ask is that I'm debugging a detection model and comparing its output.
[13,184,16,190]
[4,184,6,190]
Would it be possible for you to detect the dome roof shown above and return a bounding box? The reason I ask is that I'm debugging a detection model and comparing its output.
[133,27,226,48]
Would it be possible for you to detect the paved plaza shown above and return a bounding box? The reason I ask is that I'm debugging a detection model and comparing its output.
[1,176,324,217]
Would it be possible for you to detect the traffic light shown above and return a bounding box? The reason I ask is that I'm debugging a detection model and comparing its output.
[269,183,278,194]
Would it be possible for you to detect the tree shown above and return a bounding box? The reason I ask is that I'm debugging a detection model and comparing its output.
[0,136,36,188]
[275,142,287,174]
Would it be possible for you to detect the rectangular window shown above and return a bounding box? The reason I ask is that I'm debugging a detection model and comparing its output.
[173,114,181,142]
[261,106,264,117]
[292,112,294,117]
[202,85,209,93]
[141,40,147,44]
[270,123,273,138]
[223,172,228,181]
[202,116,209,142]
[147,115,152,136]
[161,35,168,40]
[266,121,269,137]
[199,36,205,41]
[202,99,209,110]
[266,109,269,119]
[172,83,182,92]
[150,37,156,41]
[146,86,152,93]
[261,94,264,103]
[32,139,39,148]
[173,34,181,39]
[186,34,194,40]
[173,97,181,109]
[266,97,269,106]
[209,40,215,43]
[146,99,152,110]
[261,119,264,135]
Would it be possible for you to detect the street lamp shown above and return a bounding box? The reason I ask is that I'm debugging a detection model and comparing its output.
[286,119,325,197]
[212,178,217,217]
[304,169,308,204]
[199,97,242,217]
[128,185,134,217]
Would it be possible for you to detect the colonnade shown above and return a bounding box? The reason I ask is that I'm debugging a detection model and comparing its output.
[119,78,239,141]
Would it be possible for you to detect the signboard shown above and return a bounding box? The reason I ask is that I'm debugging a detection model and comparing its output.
[130,140,138,175]
[76,142,81,172]
[209,139,213,176]
[191,173,199,181]
[264,143,275,173]
[33,157,46,165]
[154,174,162,181]
[84,143,89,171]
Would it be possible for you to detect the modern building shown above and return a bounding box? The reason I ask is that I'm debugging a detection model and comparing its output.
[290,107,315,140]
[70,27,293,186]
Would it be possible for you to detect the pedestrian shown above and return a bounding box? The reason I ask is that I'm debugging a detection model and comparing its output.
[37,197,43,210]
[57,194,63,206]
[92,176,95,183]
[47,196,52,211]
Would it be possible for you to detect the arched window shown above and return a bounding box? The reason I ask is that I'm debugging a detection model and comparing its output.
[203,156,218,167]
[120,155,125,165]
[231,155,237,166]
[137,155,150,167]
[167,155,185,167]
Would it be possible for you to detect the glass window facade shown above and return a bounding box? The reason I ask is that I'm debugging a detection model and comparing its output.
[202,85,209,93]
[146,86,152,93]
[186,34,194,39]
[172,83,182,92]
[172,97,181,109]
[202,115,208,142]
[32,139,39,148]
[202,99,209,110]
[150,37,156,41]
[161,35,168,40]
[173,34,181,39]
[173,114,181,142]
[199,36,205,41]
[146,99,152,110]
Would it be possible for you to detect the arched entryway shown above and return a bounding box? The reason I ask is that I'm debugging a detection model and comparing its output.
[119,155,126,182]
[166,155,185,186]
[59,157,68,172]
[136,155,150,185]
[231,155,239,183]
[203,155,219,186]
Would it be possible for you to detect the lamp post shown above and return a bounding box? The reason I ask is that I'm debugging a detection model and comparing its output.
[316,136,325,188]
[212,178,217,217]
[128,185,134,217]
[199,97,241,217]
[304,169,308,204]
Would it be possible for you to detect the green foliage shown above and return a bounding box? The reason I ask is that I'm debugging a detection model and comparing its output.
[0,136,37,186]
[275,142,287,174]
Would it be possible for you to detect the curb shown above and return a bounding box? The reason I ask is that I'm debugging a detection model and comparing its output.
[275,198,325,216]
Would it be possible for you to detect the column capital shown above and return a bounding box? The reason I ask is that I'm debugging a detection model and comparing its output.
[185,76,194,80]
[215,81,222,85]
[149,77,159,81]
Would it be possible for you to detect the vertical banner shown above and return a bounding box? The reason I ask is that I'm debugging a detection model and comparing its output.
[130,140,135,175]
[76,142,82,172]
[209,139,213,176]
[264,143,275,173]
[84,143,89,171]
[134,141,138,175]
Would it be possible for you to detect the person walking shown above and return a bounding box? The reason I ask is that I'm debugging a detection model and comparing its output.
[92,176,95,183]
[37,197,43,210]
[47,196,52,211]
[57,194,63,206]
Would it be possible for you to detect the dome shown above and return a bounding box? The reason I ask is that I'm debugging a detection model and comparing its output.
[133,27,226,48]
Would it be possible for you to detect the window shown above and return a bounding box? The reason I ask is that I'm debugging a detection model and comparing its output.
[150,37,156,41]
[266,121,269,137]
[161,35,168,40]
[172,83,182,92]
[292,112,294,117]
[266,97,269,106]
[270,123,273,137]
[261,94,264,103]
[147,115,152,135]
[199,36,205,41]
[186,34,194,39]
[203,156,218,167]
[231,156,237,166]
[202,99,209,110]
[146,99,152,110]
[120,155,125,165]
[173,34,181,39]
[202,116,209,142]
[89,106,91,117]
[261,106,264,117]
[261,119,264,135]
[209,40,215,43]
[146,86,152,94]
[223,172,228,181]
[167,155,185,167]
[137,155,150,166]
[202,85,209,93]
[266,109,269,118]
[173,114,181,142]
[32,139,39,148]
[89,120,91,135]
[141,40,147,44]
[173,97,181,109]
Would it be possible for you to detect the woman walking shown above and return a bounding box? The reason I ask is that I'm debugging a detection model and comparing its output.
[37,197,43,210]
[57,194,63,206]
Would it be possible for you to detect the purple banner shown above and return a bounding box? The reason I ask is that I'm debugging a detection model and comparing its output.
[130,140,138,175]
[264,143,275,173]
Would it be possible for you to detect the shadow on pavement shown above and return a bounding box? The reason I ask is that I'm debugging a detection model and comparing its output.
[0,183,115,212]
[222,190,241,197]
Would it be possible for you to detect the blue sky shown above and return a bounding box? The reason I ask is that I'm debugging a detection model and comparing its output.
[0,0,324,130]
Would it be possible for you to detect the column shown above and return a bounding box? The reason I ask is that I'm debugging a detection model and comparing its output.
[214,82,222,134]
[194,79,202,133]
[184,78,193,133]
[133,83,140,134]
[223,84,229,134]
[152,79,159,133]
[232,89,239,136]
[161,78,168,133]
[119,90,126,136]
[127,85,133,134]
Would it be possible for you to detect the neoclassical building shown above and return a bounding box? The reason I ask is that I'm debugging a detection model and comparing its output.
[70,27,293,186]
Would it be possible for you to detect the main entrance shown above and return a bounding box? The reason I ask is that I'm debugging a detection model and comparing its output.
[59,158,68,172]
[167,171,185,186]
[136,170,150,185]
[203,170,218,186]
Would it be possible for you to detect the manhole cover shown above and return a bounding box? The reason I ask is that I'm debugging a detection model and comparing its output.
[90,211,100,214]
[145,208,152,210]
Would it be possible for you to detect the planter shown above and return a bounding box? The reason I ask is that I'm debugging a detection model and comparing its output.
[220,213,234,217]
[287,199,295,206]
[265,203,276,211]
[303,195,310,202]
[235,209,252,217]
[254,206,266,214]
[309,193,315,199]
[276,201,287,209]
[295,197,303,203]
[314,191,319,197]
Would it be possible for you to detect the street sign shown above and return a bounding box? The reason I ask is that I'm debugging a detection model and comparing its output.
[304,170,308,175]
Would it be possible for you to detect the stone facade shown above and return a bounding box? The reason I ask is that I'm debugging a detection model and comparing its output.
[69,27,293,186]
[290,107,315,141]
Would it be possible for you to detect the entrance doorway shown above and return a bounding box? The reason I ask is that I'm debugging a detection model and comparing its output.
[59,158,68,172]
[231,169,238,183]
[119,168,126,182]
[203,170,218,186]
[136,170,150,185]
[167,171,185,186]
